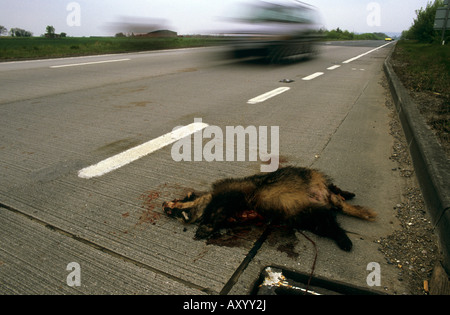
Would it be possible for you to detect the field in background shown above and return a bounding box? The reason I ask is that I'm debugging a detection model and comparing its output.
[0,36,225,61]
[0,30,390,62]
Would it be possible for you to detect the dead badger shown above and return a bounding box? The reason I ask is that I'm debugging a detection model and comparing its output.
[163,166,376,251]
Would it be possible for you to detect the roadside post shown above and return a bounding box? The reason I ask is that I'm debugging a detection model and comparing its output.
[434,0,450,45]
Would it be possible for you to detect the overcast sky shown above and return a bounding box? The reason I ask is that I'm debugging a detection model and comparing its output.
[0,0,432,37]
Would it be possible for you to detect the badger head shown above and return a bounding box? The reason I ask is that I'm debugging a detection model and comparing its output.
[163,191,211,224]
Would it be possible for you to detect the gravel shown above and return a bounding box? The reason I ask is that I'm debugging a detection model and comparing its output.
[377,79,442,294]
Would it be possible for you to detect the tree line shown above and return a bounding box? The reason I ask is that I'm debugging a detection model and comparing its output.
[319,28,389,41]
[0,25,66,38]
[0,25,32,37]
[401,0,449,43]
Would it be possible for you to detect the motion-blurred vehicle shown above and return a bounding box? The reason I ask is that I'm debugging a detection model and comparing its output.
[385,37,393,41]
[223,0,323,63]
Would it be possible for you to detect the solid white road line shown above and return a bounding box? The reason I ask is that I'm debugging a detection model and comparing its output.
[50,58,131,68]
[342,42,392,64]
[247,87,291,104]
[78,122,209,179]
[302,72,324,81]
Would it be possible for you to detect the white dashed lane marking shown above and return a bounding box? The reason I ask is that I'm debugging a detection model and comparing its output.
[327,65,341,70]
[247,87,291,104]
[78,122,209,179]
[302,72,324,81]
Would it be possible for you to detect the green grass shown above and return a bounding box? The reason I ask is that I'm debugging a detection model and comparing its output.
[0,36,225,61]
[392,40,449,155]
[392,40,450,94]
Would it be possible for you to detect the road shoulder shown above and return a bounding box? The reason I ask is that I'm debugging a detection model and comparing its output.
[384,47,450,278]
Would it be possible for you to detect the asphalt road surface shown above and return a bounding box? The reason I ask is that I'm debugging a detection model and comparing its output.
[0,40,412,295]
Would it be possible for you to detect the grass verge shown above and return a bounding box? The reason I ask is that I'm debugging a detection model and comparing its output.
[391,40,449,156]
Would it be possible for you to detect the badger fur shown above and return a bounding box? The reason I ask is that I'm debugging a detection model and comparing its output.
[163,166,376,251]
